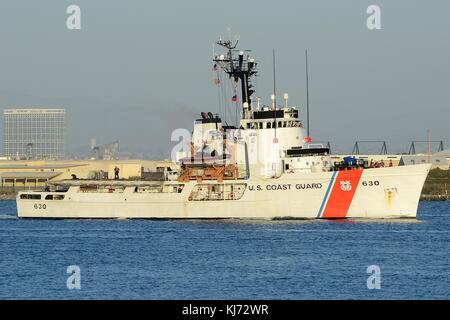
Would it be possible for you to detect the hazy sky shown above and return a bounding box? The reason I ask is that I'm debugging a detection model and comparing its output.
[0,0,449,157]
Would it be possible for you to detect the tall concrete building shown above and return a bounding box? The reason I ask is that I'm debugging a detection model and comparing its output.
[3,109,65,160]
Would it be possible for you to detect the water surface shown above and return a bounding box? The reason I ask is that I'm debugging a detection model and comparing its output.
[0,201,448,299]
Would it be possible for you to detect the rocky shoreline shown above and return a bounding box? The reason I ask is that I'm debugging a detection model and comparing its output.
[0,193,16,200]
[421,168,450,201]
[420,194,450,201]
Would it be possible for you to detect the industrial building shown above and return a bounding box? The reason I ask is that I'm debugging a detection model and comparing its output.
[399,154,449,170]
[0,159,177,192]
[330,153,449,169]
[3,109,65,160]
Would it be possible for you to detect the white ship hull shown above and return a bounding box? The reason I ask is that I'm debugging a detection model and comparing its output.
[16,164,431,219]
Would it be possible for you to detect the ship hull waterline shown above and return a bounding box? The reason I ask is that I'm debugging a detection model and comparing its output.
[16,164,431,220]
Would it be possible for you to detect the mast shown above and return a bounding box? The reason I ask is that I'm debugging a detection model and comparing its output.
[213,39,258,120]
[273,48,277,110]
[305,49,310,137]
[272,48,277,138]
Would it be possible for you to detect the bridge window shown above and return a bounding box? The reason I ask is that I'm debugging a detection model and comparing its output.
[20,194,41,200]
[45,194,65,200]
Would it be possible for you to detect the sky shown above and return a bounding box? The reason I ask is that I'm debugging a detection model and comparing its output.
[0,0,449,158]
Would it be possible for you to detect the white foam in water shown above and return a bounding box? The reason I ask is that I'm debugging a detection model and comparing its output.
[0,214,17,220]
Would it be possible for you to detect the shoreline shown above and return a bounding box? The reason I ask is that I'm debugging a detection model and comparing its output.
[0,194,16,200]
[2,167,448,202]
[420,195,450,201]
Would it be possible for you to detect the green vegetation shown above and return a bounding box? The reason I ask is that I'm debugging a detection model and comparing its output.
[421,168,450,200]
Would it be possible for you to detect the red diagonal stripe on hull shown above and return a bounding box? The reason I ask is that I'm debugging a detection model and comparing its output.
[322,169,363,219]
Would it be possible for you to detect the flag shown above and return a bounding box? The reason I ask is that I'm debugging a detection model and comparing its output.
[232,95,237,102]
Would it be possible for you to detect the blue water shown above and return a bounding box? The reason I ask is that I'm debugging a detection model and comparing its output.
[0,200,449,299]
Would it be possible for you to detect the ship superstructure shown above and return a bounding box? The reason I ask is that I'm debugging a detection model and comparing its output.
[181,39,330,182]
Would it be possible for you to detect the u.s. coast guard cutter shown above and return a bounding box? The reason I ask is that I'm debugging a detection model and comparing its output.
[16,40,431,219]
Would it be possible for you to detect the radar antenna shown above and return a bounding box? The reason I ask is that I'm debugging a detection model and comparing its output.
[213,38,258,119]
